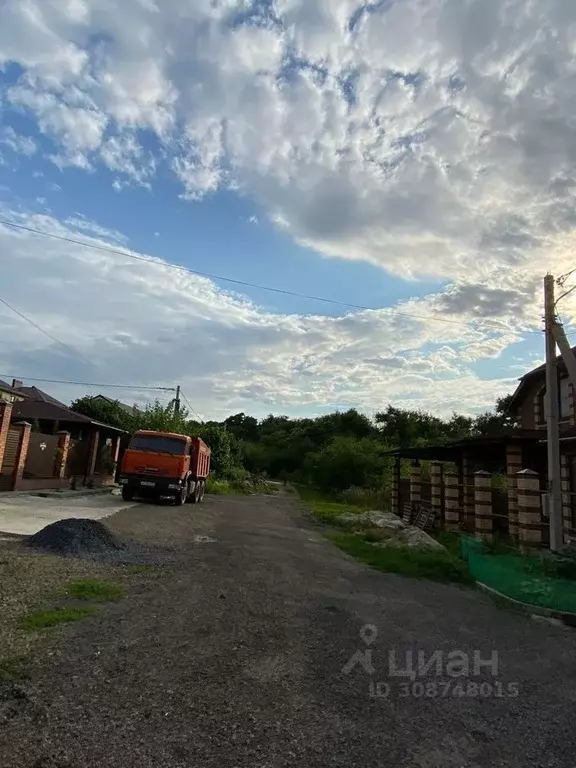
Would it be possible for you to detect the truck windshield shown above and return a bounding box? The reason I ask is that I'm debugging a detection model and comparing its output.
[129,435,187,455]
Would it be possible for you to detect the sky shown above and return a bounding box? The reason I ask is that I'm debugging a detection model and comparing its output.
[0,0,575,421]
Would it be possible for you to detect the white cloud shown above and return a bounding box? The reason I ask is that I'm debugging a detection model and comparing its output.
[1,0,575,298]
[3,0,576,412]
[0,126,37,156]
[0,208,519,419]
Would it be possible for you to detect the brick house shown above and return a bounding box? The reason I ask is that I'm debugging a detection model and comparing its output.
[0,379,27,405]
[0,382,125,492]
[388,352,576,548]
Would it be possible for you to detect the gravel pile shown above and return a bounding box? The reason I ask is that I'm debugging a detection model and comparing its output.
[26,519,126,557]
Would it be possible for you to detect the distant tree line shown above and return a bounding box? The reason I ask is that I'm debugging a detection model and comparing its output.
[71,394,515,499]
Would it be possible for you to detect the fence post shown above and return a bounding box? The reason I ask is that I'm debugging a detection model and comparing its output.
[444,470,460,531]
[560,455,572,540]
[410,462,421,507]
[86,429,100,481]
[462,451,475,530]
[517,469,543,553]
[12,421,32,491]
[430,461,443,526]
[0,401,13,473]
[474,470,493,542]
[391,455,400,516]
[506,444,521,540]
[54,431,71,479]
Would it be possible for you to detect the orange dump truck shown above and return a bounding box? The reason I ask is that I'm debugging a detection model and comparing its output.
[119,430,211,505]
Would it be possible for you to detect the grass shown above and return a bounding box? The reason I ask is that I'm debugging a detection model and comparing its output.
[67,579,125,602]
[21,606,98,631]
[339,485,390,509]
[298,485,473,585]
[206,475,277,496]
[328,532,473,584]
[0,656,28,682]
[296,485,366,526]
[123,564,160,575]
[433,531,462,557]
[205,477,238,495]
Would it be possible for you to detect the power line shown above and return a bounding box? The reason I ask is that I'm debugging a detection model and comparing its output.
[0,374,175,392]
[0,295,94,367]
[180,391,204,423]
[0,217,544,336]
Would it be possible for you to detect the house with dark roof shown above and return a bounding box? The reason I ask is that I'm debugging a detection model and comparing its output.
[0,381,126,492]
[0,379,27,405]
[387,352,576,549]
[89,394,138,416]
[10,385,125,440]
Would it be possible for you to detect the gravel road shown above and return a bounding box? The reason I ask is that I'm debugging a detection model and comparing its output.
[2,491,576,767]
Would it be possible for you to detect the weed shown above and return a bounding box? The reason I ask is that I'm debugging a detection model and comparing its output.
[328,532,473,584]
[433,531,462,557]
[0,656,28,681]
[123,564,159,574]
[21,606,97,630]
[339,486,389,510]
[67,579,125,602]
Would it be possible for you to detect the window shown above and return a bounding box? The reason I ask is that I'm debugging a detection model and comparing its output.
[542,378,572,421]
[129,435,187,455]
[560,378,571,419]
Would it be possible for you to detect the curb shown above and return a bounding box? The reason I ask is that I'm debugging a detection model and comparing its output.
[476,581,576,627]
[0,487,118,500]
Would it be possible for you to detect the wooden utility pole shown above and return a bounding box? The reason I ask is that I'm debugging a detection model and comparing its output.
[544,275,564,552]
[174,385,181,416]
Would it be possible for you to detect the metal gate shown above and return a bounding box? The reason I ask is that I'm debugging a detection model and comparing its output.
[65,438,89,477]
[23,433,60,479]
[0,427,21,490]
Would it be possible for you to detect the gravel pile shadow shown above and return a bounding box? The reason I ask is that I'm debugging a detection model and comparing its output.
[27,519,126,557]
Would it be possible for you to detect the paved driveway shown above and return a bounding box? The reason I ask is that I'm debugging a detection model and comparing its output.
[2,492,576,767]
[0,491,136,536]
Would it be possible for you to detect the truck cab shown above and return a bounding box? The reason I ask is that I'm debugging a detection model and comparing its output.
[119,430,211,505]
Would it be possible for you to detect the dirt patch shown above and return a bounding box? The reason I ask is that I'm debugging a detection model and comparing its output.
[0,538,124,667]
[27,519,125,557]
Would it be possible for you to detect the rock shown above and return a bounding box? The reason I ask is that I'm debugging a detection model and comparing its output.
[339,510,405,531]
[376,526,446,552]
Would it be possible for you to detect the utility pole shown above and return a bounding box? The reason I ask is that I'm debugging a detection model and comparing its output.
[544,275,564,552]
[174,385,181,416]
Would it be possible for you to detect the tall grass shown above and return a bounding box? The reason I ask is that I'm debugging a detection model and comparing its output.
[339,486,389,510]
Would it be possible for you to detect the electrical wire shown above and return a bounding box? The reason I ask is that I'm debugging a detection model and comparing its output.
[180,391,204,423]
[0,374,175,391]
[0,217,544,336]
[556,283,576,306]
[0,295,94,367]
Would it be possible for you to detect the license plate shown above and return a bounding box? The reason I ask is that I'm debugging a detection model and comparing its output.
[140,481,156,487]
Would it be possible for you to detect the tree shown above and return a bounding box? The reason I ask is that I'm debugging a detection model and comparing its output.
[223,413,260,442]
[195,422,238,478]
[307,436,392,493]
[71,396,190,435]
[473,395,518,436]
[71,396,135,432]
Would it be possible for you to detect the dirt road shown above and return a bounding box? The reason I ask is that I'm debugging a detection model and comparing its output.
[2,491,576,767]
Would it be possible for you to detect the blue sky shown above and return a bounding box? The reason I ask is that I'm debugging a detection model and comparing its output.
[0,0,572,420]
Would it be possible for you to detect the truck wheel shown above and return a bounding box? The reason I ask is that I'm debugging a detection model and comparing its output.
[190,482,200,504]
[174,484,187,506]
[121,487,134,502]
[198,481,205,503]
[186,480,196,504]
